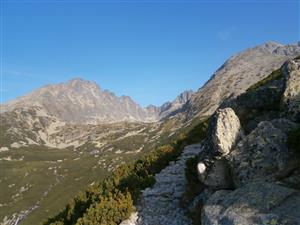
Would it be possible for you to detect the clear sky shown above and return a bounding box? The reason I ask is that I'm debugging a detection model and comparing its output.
[1,0,299,107]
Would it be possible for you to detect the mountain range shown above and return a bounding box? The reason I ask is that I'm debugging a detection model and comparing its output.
[2,41,300,150]
[3,41,300,125]
[1,77,193,124]
[1,41,300,225]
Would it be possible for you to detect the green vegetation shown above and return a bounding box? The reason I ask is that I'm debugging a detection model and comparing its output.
[0,147,110,225]
[288,126,300,155]
[44,119,208,225]
[246,68,283,92]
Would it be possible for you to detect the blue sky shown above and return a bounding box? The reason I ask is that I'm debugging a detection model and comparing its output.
[1,0,299,107]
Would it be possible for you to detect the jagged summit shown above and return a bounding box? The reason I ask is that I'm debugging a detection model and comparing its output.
[67,77,101,89]
[256,40,284,51]
[2,78,158,123]
[2,77,194,124]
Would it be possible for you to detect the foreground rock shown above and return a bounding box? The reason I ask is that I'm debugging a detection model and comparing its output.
[281,59,300,122]
[228,121,289,187]
[121,144,203,225]
[199,59,300,225]
[202,181,300,225]
[206,108,244,156]
[197,108,241,190]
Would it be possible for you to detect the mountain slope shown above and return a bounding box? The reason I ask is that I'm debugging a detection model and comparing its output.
[184,41,300,119]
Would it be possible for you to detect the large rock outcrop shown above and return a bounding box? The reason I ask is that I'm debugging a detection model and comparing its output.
[227,121,289,187]
[199,59,300,225]
[197,108,242,190]
[202,182,300,225]
[281,59,300,122]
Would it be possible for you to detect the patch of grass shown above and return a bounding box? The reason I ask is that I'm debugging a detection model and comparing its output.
[246,68,283,92]
[0,147,111,225]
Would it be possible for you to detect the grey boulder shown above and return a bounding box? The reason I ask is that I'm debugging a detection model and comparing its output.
[207,108,244,156]
[202,181,300,225]
[228,121,289,187]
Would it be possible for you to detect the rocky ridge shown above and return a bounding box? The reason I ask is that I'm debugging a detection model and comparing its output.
[184,41,300,119]
[197,58,300,224]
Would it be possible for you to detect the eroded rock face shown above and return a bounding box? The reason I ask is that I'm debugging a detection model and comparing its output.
[228,121,289,187]
[207,108,244,156]
[281,59,300,122]
[202,182,300,225]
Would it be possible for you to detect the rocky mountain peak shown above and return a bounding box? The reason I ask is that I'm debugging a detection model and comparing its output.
[174,90,193,104]
[67,78,101,91]
[2,77,195,124]
[256,41,284,52]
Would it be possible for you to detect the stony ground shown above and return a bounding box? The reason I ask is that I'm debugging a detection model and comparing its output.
[121,144,203,225]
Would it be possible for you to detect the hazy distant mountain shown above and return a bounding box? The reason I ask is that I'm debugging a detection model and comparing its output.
[2,78,158,123]
[2,78,194,124]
